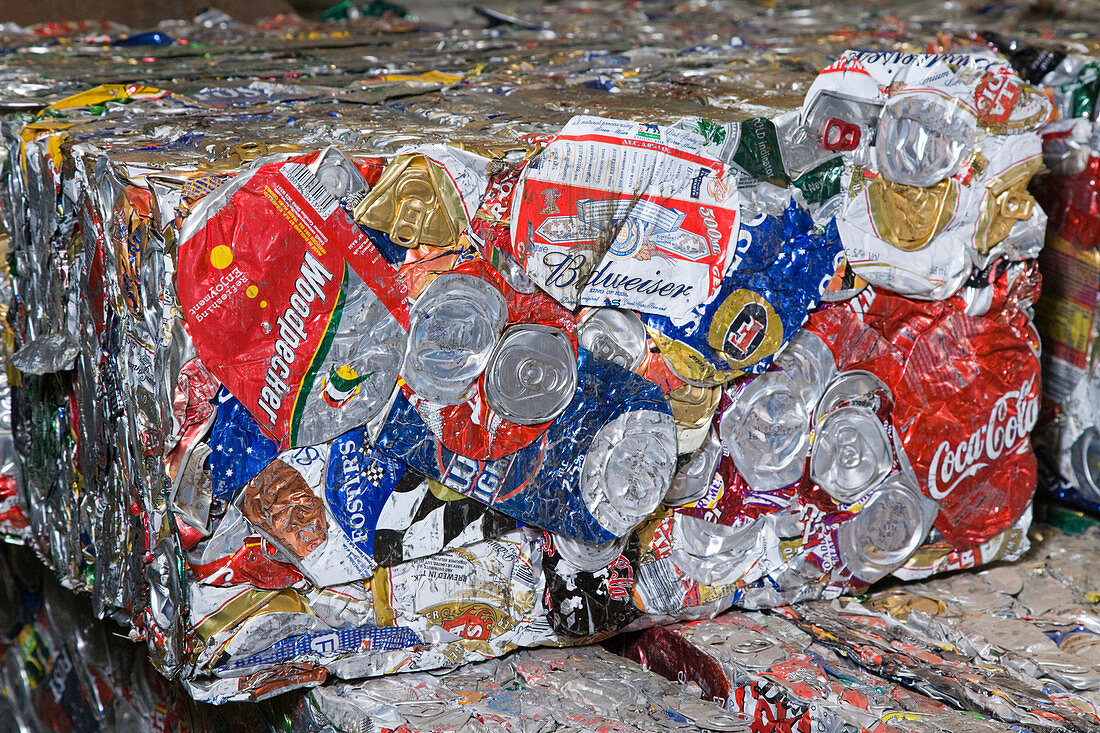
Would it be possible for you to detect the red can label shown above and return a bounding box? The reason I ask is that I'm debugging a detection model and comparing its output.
[974,71,1021,125]
[894,311,1040,548]
[177,157,408,449]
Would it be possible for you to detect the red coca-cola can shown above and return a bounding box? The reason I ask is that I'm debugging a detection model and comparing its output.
[805,277,1040,551]
[892,308,1040,548]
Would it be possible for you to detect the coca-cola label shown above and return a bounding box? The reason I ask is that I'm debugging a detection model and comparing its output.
[926,376,1039,499]
[894,310,1040,548]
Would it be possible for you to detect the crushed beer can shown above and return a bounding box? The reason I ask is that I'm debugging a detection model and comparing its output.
[577,306,649,373]
[401,269,509,405]
[803,51,1050,300]
[377,349,676,543]
[542,530,641,638]
[177,154,410,449]
[354,145,490,252]
[510,115,742,321]
[642,199,843,386]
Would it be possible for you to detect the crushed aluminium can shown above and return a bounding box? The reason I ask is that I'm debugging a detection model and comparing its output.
[642,200,843,386]
[177,154,410,449]
[542,531,641,638]
[718,370,811,492]
[804,50,1051,300]
[510,116,741,322]
[808,370,896,505]
[892,305,1041,548]
[576,306,649,373]
[377,349,676,544]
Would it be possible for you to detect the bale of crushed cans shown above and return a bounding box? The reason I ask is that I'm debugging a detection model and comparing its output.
[986,41,1100,514]
[0,541,279,733]
[0,8,1062,705]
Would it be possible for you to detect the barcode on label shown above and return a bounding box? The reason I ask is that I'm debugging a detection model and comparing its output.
[281,162,339,219]
[637,558,683,614]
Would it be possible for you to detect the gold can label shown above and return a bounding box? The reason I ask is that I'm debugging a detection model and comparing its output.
[707,288,785,372]
[867,174,959,252]
[193,587,312,644]
[645,328,739,386]
[973,156,1042,254]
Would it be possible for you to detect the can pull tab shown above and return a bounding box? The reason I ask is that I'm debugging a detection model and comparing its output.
[392,197,425,247]
[232,141,268,163]
[997,189,1034,220]
[822,118,861,151]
